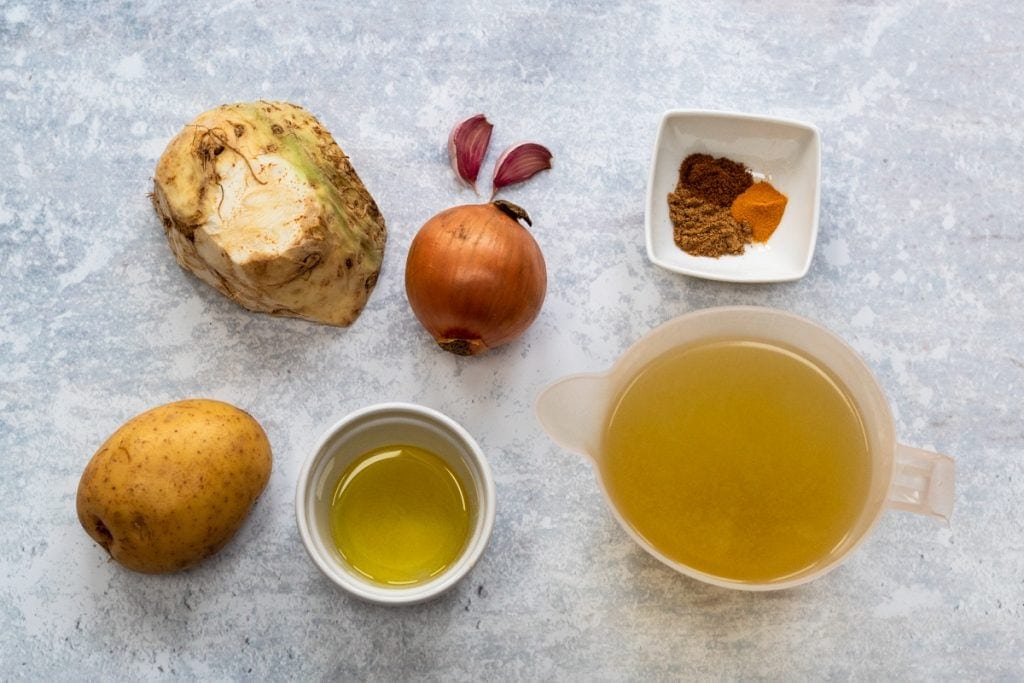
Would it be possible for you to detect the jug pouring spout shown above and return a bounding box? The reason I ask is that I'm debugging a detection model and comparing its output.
[535,373,610,462]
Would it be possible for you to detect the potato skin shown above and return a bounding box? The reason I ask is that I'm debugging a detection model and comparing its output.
[76,399,272,574]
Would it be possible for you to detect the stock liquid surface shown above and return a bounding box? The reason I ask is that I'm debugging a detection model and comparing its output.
[601,340,871,583]
[329,444,471,586]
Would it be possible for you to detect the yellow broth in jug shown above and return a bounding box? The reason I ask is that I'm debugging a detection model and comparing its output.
[600,340,871,583]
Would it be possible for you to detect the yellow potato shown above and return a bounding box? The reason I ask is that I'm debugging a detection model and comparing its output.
[76,399,272,574]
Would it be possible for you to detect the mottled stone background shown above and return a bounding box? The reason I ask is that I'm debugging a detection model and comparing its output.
[1,0,1021,679]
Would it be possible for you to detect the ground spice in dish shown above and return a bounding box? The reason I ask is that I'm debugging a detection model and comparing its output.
[668,153,754,257]
[667,153,788,258]
[731,181,788,242]
[678,153,753,207]
[668,186,752,257]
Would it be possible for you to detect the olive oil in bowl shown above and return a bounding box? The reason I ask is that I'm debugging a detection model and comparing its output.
[329,444,471,586]
[601,339,872,584]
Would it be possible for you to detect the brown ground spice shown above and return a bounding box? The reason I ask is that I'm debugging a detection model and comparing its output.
[668,186,752,257]
[678,153,753,207]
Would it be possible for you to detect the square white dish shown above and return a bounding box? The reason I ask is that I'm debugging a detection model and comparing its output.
[644,110,821,282]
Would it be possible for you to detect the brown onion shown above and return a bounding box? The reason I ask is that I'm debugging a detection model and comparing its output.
[405,200,547,356]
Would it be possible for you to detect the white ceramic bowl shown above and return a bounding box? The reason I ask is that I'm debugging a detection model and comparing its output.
[295,403,496,605]
[645,109,821,282]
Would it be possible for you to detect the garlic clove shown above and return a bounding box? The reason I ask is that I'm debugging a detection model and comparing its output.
[491,143,553,196]
[448,114,494,191]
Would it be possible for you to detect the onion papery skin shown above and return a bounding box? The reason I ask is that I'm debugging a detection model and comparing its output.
[405,202,547,356]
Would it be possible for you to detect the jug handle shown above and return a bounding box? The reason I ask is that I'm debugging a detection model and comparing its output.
[887,444,955,521]
[534,373,608,462]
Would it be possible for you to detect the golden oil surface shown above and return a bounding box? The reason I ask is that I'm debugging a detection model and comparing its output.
[601,340,871,583]
[329,444,471,586]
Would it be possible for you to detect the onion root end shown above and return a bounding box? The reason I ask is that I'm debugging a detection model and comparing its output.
[438,338,487,356]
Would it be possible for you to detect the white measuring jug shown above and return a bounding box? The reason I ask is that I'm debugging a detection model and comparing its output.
[535,306,954,591]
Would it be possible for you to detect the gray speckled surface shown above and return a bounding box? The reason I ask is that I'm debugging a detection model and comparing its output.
[1,0,1022,679]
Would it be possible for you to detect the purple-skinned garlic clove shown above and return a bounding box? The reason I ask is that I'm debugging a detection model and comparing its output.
[491,142,553,196]
[448,114,494,192]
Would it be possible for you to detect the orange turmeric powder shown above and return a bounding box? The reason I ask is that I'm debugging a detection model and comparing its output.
[730,182,788,242]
